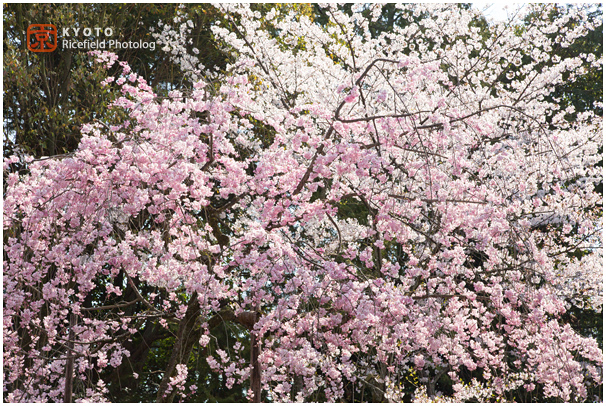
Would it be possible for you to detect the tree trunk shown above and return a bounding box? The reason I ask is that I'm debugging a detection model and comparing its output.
[64,313,77,403]
[156,293,200,403]
[290,375,303,402]
[427,368,446,399]
[370,362,387,402]
[251,331,261,402]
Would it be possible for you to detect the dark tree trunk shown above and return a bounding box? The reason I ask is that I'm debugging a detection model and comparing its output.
[291,375,303,402]
[64,313,77,403]
[156,293,200,403]
[251,331,261,402]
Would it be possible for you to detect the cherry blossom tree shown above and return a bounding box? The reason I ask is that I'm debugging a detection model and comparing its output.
[4,4,602,402]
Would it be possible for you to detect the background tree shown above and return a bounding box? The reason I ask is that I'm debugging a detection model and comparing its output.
[3,3,227,159]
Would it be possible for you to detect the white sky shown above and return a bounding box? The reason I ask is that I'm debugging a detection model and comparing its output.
[471,2,528,23]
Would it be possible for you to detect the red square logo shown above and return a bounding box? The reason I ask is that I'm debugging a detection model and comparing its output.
[27,24,57,52]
